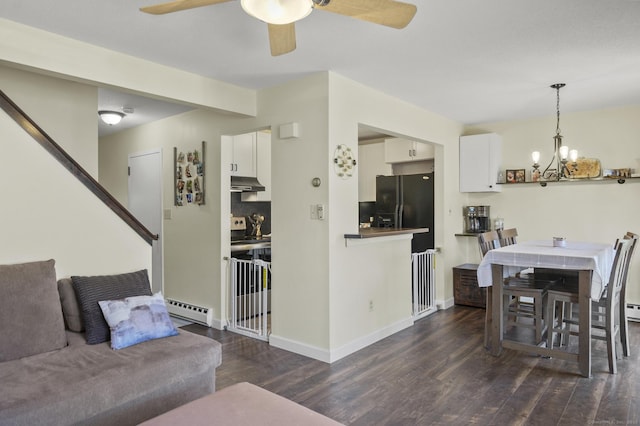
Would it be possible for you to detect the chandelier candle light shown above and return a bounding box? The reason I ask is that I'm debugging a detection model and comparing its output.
[531,83,578,183]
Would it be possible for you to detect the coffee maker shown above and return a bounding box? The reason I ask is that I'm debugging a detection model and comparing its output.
[463,206,491,233]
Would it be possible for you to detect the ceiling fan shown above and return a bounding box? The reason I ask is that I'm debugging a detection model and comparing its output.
[140,0,417,56]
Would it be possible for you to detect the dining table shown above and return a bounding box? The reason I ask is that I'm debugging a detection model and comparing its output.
[477,239,615,377]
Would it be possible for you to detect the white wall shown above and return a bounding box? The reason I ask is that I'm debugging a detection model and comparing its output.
[0,66,98,177]
[99,71,467,362]
[0,18,256,117]
[358,140,392,201]
[99,108,257,326]
[0,67,151,280]
[463,105,640,304]
[326,73,465,356]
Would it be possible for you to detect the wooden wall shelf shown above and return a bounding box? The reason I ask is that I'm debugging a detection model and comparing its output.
[498,176,640,187]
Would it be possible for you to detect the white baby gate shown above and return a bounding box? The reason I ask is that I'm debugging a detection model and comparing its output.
[228,257,271,341]
[412,249,437,319]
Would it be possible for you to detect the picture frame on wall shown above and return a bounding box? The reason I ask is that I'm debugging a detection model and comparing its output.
[506,169,526,183]
[174,141,206,206]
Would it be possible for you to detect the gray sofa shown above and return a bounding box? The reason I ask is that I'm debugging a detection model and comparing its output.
[0,260,222,426]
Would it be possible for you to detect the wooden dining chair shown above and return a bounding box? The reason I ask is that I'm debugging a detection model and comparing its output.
[497,228,518,247]
[546,235,637,374]
[497,227,555,345]
[478,230,500,257]
[478,231,500,349]
[619,231,638,357]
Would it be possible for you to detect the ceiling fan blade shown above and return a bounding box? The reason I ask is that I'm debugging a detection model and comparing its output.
[317,0,417,29]
[268,23,297,56]
[140,0,232,15]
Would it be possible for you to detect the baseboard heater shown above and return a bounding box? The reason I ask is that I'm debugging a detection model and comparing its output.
[627,304,640,322]
[166,298,213,327]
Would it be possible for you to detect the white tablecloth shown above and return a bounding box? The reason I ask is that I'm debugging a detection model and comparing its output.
[477,240,614,301]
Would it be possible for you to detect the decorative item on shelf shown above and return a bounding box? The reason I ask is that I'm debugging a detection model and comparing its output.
[531,83,579,185]
[604,167,633,183]
[506,169,525,183]
[333,144,356,179]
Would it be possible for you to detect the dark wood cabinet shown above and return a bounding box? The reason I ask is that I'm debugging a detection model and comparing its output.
[453,263,486,308]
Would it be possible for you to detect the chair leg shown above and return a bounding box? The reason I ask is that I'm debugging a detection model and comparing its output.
[606,301,617,374]
[559,302,569,347]
[534,293,544,344]
[620,303,630,357]
[484,287,492,350]
[547,296,556,349]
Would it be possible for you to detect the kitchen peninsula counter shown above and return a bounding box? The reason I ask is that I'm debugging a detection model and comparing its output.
[344,227,429,239]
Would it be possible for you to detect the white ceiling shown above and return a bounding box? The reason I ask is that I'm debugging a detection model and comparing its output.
[2,0,640,137]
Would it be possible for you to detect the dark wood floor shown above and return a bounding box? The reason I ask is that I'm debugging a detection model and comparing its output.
[183,305,640,425]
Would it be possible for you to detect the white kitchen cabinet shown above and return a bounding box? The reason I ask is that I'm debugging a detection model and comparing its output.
[358,142,392,201]
[242,131,271,202]
[231,132,256,177]
[384,138,434,163]
[459,133,502,192]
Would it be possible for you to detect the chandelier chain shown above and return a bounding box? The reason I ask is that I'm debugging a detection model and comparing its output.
[556,85,561,135]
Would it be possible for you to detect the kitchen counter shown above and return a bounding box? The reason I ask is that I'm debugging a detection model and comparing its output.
[344,227,429,239]
[230,238,271,252]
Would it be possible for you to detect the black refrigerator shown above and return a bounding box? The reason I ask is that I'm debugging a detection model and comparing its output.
[375,173,434,252]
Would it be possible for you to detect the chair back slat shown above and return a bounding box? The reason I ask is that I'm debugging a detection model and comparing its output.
[607,238,634,310]
[621,232,639,290]
[498,228,518,247]
[478,231,500,258]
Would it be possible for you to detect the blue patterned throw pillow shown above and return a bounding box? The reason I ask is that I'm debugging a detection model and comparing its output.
[98,292,178,350]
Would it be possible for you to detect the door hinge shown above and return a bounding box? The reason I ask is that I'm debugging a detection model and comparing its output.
[128,166,130,176]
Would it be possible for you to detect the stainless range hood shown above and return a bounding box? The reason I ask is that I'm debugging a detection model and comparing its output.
[230,175,265,192]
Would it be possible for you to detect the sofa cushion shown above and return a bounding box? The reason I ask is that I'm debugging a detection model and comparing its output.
[99,293,178,350]
[72,270,152,345]
[0,259,67,362]
[0,329,222,425]
[58,278,84,332]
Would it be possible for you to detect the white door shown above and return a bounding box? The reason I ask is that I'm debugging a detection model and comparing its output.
[128,149,163,293]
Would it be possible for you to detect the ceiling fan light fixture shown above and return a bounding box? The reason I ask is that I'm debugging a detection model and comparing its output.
[98,110,125,126]
[241,0,313,25]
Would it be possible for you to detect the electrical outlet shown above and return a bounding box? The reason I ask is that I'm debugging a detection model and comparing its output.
[369,300,374,312]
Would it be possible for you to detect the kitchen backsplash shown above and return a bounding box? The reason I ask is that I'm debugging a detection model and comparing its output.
[231,192,271,235]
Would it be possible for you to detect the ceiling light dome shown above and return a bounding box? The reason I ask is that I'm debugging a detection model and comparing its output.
[241,0,313,25]
[98,110,125,125]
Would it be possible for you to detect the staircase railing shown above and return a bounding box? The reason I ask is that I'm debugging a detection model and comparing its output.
[0,89,157,245]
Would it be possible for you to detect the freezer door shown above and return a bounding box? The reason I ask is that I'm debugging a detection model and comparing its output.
[401,173,434,251]
[375,175,400,227]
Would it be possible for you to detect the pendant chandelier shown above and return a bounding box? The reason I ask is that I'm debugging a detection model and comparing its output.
[531,83,578,181]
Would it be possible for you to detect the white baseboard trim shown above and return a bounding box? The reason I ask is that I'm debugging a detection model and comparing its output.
[268,335,331,363]
[269,316,414,364]
[436,297,455,310]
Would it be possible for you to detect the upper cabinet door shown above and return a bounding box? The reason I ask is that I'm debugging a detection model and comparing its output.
[231,132,257,177]
[384,138,435,163]
[459,133,502,192]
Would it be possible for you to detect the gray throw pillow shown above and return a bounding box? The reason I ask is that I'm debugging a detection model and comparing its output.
[0,259,67,361]
[57,278,84,332]
[72,270,152,345]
